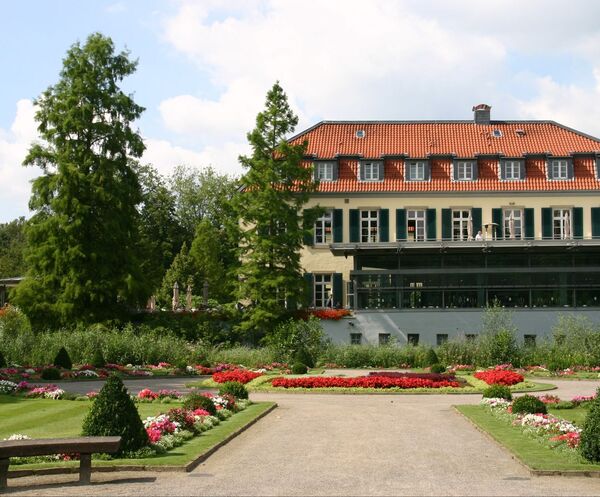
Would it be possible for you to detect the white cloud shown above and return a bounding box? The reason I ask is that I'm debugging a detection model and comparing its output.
[0,99,40,222]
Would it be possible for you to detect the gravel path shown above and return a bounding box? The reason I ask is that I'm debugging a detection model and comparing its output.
[6,376,600,496]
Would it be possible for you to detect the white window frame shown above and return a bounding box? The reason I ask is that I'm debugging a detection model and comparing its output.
[456,161,474,181]
[314,274,333,308]
[551,160,568,180]
[553,208,572,240]
[315,162,334,181]
[452,209,471,241]
[504,160,521,180]
[360,210,379,243]
[503,208,523,240]
[314,210,333,245]
[362,162,380,181]
[407,161,425,181]
[407,209,426,242]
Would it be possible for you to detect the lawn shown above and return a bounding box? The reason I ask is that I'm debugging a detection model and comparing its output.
[0,396,275,470]
[548,405,589,426]
[456,404,600,473]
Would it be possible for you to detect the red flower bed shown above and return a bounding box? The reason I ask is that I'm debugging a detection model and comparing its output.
[474,370,524,386]
[310,309,352,320]
[271,376,461,389]
[368,371,458,382]
[212,369,262,384]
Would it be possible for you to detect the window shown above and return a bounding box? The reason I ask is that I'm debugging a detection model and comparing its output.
[553,208,572,240]
[503,208,523,240]
[362,162,381,181]
[314,210,333,245]
[314,274,333,308]
[504,160,521,180]
[361,210,379,243]
[378,333,391,346]
[551,160,568,180]
[452,209,471,241]
[315,162,335,181]
[407,161,426,181]
[350,333,362,345]
[524,334,537,347]
[456,161,473,180]
[436,334,449,346]
[407,334,419,345]
[407,209,426,242]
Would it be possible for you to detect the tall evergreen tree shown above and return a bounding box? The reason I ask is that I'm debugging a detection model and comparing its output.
[0,217,28,278]
[12,33,146,327]
[235,82,317,336]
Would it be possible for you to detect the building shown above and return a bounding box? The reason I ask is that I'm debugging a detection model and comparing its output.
[294,105,600,346]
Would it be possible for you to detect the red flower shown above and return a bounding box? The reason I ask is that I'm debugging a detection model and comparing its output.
[310,309,352,320]
[212,369,262,384]
[473,370,524,386]
[271,376,461,389]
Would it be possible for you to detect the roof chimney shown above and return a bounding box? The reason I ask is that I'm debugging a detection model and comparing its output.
[472,104,491,125]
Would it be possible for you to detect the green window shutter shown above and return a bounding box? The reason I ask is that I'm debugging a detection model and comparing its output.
[302,210,313,246]
[349,209,360,242]
[333,209,343,243]
[592,208,600,238]
[471,208,482,234]
[303,273,314,307]
[442,209,452,240]
[396,209,407,241]
[524,208,534,240]
[379,209,389,242]
[426,208,436,241]
[573,207,583,239]
[332,273,343,308]
[492,208,503,240]
[542,208,552,239]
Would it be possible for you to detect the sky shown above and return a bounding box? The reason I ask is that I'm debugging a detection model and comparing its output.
[2,0,600,222]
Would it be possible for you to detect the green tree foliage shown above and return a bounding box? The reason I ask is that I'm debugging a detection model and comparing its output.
[580,387,600,462]
[264,317,325,364]
[82,374,148,454]
[479,303,519,366]
[0,217,28,278]
[12,33,147,327]
[159,242,194,307]
[235,82,318,335]
[53,346,72,370]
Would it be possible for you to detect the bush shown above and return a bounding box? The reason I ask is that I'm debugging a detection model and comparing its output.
[294,347,315,369]
[218,381,249,400]
[0,350,5,368]
[482,384,513,401]
[580,388,600,462]
[429,363,446,374]
[53,347,72,370]
[41,367,61,380]
[81,375,148,454]
[264,317,325,364]
[91,348,105,369]
[424,349,439,367]
[292,362,308,374]
[182,391,217,415]
[511,395,547,415]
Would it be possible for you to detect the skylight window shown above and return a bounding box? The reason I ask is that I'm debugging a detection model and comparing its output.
[355,130,365,138]
[492,129,502,137]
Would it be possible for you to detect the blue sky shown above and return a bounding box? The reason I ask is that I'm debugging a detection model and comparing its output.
[2,0,600,222]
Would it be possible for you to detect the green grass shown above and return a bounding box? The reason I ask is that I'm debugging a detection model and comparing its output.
[1,396,275,470]
[548,405,589,426]
[456,405,600,473]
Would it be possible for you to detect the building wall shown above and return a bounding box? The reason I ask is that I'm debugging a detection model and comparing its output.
[322,309,600,346]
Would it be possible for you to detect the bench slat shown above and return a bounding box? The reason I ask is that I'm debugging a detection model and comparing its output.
[0,437,121,458]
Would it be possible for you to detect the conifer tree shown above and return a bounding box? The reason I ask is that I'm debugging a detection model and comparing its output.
[235,82,318,336]
[12,33,146,326]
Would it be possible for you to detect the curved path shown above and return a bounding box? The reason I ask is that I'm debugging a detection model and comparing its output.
[7,376,600,496]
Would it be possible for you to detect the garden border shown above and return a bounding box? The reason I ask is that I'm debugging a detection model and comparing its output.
[453,405,600,478]
[6,402,277,480]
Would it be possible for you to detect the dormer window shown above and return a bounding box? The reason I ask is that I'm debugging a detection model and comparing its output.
[359,161,384,182]
[314,161,337,181]
[500,159,525,181]
[406,160,429,181]
[454,160,477,181]
[548,158,573,180]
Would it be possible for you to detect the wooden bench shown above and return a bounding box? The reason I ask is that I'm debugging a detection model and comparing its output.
[0,436,121,489]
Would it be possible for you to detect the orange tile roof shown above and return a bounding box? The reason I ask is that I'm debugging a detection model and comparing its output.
[292,121,600,193]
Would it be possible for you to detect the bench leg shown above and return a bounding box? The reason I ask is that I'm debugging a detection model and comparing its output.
[79,454,91,484]
[0,458,9,489]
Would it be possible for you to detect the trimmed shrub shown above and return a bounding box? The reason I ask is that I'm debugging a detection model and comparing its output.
[182,392,217,416]
[511,395,547,415]
[82,375,147,454]
[41,367,61,380]
[53,347,72,370]
[91,349,105,369]
[430,363,446,374]
[292,362,308,375]
[218,381,249,400]
[294,347,315,369]
[580,388,600,462]
[0,350,5,368]
[424,349,438,367]
[482,384,513,401]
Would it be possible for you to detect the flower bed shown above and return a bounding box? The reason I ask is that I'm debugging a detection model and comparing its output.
[367,371,459,382]
[473,370,524,386]
[310,309,352,320]
[212,369,263,384]
[271,375,461,389]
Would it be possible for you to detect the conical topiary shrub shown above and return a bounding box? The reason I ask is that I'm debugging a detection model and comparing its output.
[91,348,106,369]
[424,348,438,367]
[82,374,148,454]
[53,346,72,370]
[0,350,6,368]
[579,387,600,462]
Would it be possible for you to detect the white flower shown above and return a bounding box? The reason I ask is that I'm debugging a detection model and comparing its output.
[0,380,18,394]
[4,434,31,441]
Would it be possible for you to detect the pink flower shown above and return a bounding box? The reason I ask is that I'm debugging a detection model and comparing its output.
[137,388,158,400]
